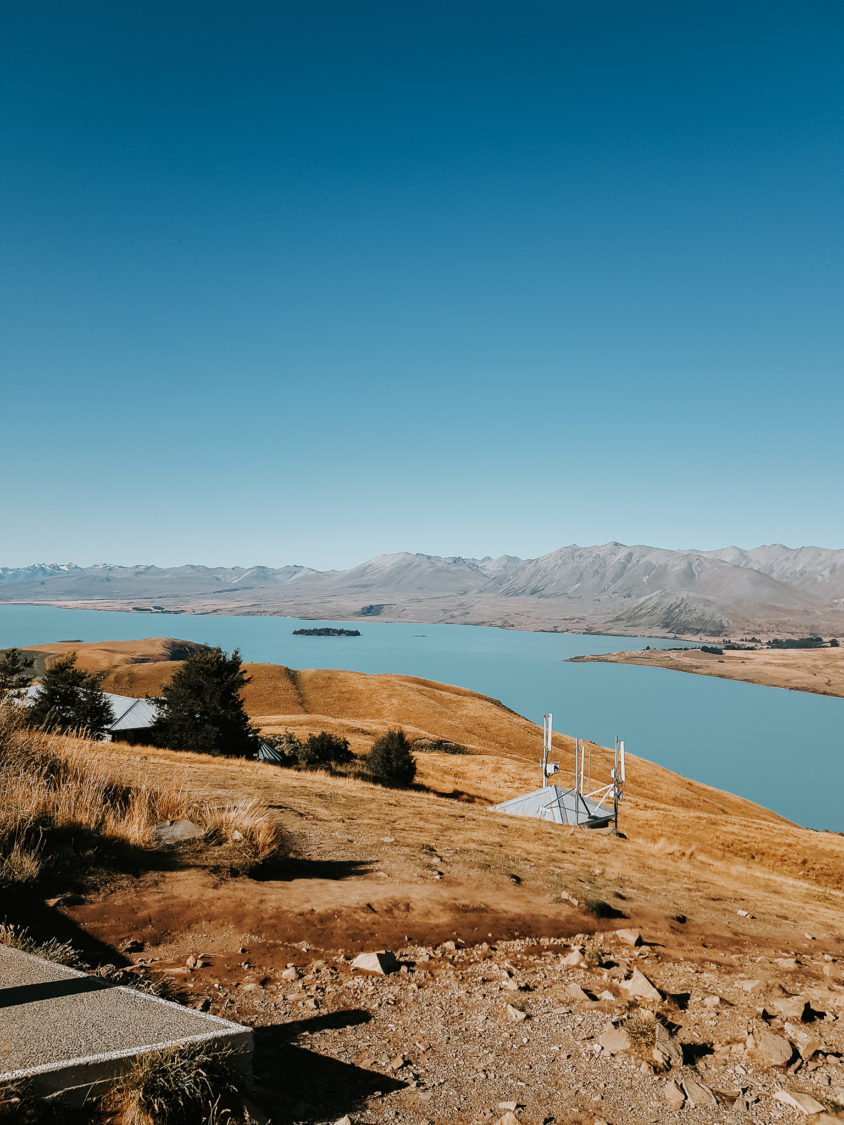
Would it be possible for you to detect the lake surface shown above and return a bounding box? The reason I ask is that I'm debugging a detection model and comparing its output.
[1,605,840,831]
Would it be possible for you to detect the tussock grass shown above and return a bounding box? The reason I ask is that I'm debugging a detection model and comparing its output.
[105,1043,249,1125]
[201,796,285,861]
[0,922,82,967]
[0,704,285,890]
[623,1012,658,1058]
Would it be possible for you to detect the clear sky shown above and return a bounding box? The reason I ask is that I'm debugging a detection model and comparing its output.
[3,1,843,569]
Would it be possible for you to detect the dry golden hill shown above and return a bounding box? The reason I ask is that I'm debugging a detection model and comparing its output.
[21,636,205,676]
[38,637,844,894]
[572,645,844,697]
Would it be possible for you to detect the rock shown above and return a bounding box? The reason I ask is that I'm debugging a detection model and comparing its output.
[351,951,400,975]
[281,967,299,982]
[776,957,801,971]
[560,947,585,967]
[506,1003,527,1022]
[153,819,204,845]
[775,995,809,1022]
[737,908,750,917]
[652,1023,683,1069]
[387,1054,406,1071]
[785,1023,820,1060]
[333,1118,353,1125]
[737,978,763,992]
[773,1089,827,1115]
[619,969,662,1002]
[682,1077,718,1107]
[232,829,244,842]
[755,1029,794,1067]
[120,938,144,953]
[497,1113,520,1125]
[598,1025,631,1054]
[664,1079,686,1110]
[703,994,721,1007]
[615,928,642,947]
[566,983,592,1002]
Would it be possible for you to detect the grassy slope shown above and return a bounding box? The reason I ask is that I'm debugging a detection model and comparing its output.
[21,638,844,946]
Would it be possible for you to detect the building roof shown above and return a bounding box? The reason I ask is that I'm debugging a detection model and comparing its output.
[16,686,158,733]
[489,784,613,828]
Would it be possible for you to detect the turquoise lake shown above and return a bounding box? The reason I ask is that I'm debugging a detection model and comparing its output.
[1,605,840,832]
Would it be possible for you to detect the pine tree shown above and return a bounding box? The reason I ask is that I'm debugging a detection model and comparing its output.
[366,728,416,788]
[149,647,259,758]
[27,653,113,737]
[0,648,35,696]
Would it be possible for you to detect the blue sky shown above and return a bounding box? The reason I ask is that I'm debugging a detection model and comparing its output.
[3,1,843,568]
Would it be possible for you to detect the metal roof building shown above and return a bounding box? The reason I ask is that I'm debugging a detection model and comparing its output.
[489,784,613,828]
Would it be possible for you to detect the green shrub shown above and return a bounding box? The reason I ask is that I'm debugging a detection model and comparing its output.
[366,729,416,788]
[297,731,352,769]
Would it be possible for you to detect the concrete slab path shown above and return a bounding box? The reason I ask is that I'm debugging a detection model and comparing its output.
[0,944,252,1100]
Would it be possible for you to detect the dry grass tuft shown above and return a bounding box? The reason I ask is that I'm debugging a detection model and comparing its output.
[201,797,285,861]
[0,704,285,887]
[105,1043,249,1125]
[0,922,82,968]
[623,1012,658,1058]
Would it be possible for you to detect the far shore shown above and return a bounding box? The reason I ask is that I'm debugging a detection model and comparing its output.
[0,597,805,646]
[569,646,844,698]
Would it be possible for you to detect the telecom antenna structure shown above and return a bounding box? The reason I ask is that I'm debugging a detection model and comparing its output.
[612,737,626,834]
[541,713,552,787]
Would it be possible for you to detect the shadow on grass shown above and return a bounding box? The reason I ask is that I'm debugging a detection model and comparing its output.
[253,1011,406,1123]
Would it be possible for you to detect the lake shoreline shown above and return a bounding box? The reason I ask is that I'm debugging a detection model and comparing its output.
[0,597,721,645]
[570,647,844,699]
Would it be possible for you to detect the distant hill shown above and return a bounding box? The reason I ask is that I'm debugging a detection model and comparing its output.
[2,543,844,638]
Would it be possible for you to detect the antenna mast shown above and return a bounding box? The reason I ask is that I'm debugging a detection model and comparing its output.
[542,714,552,788]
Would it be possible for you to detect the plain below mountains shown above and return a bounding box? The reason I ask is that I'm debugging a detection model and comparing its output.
[3,542,844,639]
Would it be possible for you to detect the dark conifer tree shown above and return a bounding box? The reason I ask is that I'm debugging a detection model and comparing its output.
[0,647,35,695]
[27,653,113,737]
[149,647,259,758]
[365,728,416,788]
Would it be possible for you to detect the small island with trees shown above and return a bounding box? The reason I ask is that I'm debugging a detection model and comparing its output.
[292,627,361,637]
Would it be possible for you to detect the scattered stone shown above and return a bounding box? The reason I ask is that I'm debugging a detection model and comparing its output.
[754,1029,794,1067]
[615,929,642,947]
[387,1054,406,1071]
[281,967,300,982]
[785,1023,821,1060]
[773,1089,827,1115]
[681,1076,718,1107]
[737,979,764,992]
[619,969,662,1003]
[664,1080,686,1110]
[351,951,400,975]
[560,948,585,967]
[652,1023,683,1069]
[506,1003,528,1022]
[598,1025,631,1054]
[497,1102,522,1112]
[775,995,809,1022]
[153,818,204,845]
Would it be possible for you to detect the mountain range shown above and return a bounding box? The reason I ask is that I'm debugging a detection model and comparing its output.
[3,543,844,638]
